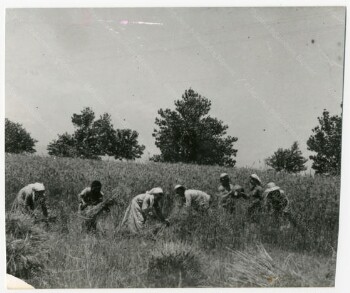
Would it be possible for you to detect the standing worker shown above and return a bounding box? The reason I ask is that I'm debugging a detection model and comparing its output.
[217,173,248,213]
[120,187,169,234]
[13,182,48,218]
[174,185,211,212]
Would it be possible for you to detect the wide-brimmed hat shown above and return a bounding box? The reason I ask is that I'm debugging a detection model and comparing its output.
[148,187,164,195]
[32,183,45,192]
[264,182,280,194]
[220,173,229,179]
[250,174,262,184]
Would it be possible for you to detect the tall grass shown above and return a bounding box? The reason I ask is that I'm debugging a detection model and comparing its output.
[5,153,340,288]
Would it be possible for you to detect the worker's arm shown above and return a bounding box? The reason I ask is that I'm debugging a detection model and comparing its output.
[154,201,165,221]
[154,201,170,226]
[239,191,249,199]
[25,194,35,214]
[184,193,192,208]
[233,186,248,199]
[280,191,289,211]
[265,195,273,213]
[218,186,234,201]
[78,189,88,210]
[250,188,260,199]
[142,195,153,216]
[40,198,48,217]
[97,192,104,204]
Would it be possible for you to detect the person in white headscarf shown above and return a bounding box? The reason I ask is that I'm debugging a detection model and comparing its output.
[247,174,264,221]
[174,185,211,212]
[12,182,48,218]
[120,187,169,234]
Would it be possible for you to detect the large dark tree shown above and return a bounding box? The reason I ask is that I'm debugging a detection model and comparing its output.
[265,141,307,173]
[152,89,238,166]
[5,118,37,154]
[115,129,146,160]
[47,107,145,160]
[307,108,342,175]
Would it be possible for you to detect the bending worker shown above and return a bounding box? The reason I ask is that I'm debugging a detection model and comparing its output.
[247,174,264,221]
[218,173,248,213]
[174,185,211,212]
[120,187,169,234]
[263,182,290,226]
[78,180,114,232]
[13,182,48,218]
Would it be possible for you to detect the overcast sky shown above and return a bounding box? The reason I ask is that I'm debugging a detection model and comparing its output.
[5,7,345,169]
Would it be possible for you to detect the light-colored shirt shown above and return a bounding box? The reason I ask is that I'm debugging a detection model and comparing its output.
[132,193,165,221]
[132,193,155,212]
[16,184,48,216]
[184,189,211,209]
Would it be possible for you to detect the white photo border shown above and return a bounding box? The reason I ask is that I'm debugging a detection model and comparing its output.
[0,1,349,293]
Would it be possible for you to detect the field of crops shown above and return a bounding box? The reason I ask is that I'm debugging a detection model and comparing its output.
[5,153,340,288]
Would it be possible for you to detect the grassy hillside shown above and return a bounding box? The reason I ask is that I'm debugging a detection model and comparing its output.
[5,154,340,288]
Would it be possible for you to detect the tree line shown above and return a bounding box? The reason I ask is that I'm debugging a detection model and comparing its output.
[5,88,342,175]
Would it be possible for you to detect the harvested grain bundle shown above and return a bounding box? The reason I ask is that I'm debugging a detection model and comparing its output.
[6,212,50,280]
[81,197,117,219]
[147,241,206,287]
[78,196,118,233]
[6,212,48,242]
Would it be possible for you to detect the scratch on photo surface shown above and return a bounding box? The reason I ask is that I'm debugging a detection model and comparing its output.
[120,20,163,26]
[169,9,301,142]
[92,11,178,101]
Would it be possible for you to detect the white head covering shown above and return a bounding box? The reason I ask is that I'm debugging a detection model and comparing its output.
[264,182,280,194]
[250,174,262,185]
[220,173,229,179]
[174,184,185,191]
[147,187,164,195]
[266,182,276,189]
[32,182,45,192]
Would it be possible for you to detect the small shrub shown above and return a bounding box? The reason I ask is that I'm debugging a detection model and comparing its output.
[147,241,206,287]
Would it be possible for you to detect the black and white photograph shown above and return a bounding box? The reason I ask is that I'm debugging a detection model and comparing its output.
[1,2,349,290]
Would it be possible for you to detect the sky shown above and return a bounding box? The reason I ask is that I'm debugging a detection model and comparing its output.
[5,7,346,169]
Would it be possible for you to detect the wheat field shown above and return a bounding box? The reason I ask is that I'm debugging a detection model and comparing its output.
[5,153,340,288]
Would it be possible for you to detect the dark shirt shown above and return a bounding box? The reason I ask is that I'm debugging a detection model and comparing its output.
[250,185,263,201]
[78,187,103,209]
[266,190,289,213]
